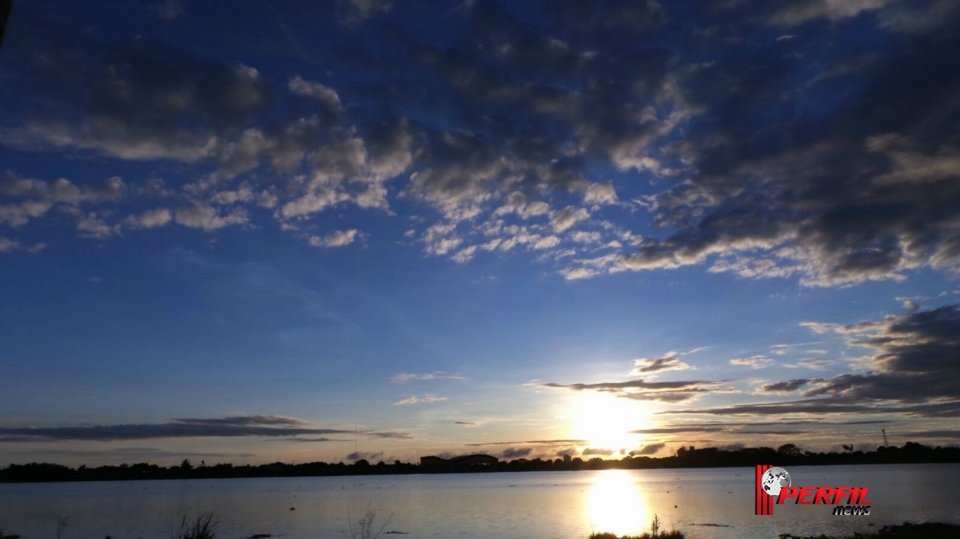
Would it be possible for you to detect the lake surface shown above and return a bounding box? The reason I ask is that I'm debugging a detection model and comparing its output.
[2,464,958,539]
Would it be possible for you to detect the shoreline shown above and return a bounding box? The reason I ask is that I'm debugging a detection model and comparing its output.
[2,459,958,485]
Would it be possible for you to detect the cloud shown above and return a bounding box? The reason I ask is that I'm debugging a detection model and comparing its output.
[391,372,465,383]
[757,379,815,394]
[765,0,892,26]
[123,208,172,229]
[584,182,618,205]
[784,358,834,370]
[632,352,691,374]
[309,229,360,248]
[13,447,255,460]
[2,0,957,287]
[582,447,615,456]
[798,305,960,402]
[338,0,392,25]
[631,426,725,434]
[175,205,248,230]
[0,236,18,253]
[657,307,959,419]
[346,451,384,462]
[466,439,587,447]
[730,355,774,369]
[156,0,184,20]
[551,207,590,233]
[541,378,734,403]
[0,415,411,442]
[501,447,533,459]
[394,394,448,405]
[632,443,666,456]
[288,76,342,110]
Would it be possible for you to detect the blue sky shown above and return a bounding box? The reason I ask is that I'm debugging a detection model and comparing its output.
[1,0,959,466]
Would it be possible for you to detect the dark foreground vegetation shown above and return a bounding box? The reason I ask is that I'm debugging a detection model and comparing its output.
[4,515,960,539]
[587,522,960,539]
[778,522,960,539]
[1,441,957,483]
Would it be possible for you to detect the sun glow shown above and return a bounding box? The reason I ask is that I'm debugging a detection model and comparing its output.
[569,392,648,452]
[585,470,652,537]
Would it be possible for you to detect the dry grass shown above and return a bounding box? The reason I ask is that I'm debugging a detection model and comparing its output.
[173,513,218,539]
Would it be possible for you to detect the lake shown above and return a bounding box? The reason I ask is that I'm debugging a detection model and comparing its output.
[1,464,958,539]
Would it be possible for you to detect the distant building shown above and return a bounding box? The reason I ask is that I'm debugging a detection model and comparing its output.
[419,454,499,471]
[563,454,571,463]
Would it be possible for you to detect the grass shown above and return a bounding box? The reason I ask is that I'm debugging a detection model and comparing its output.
[589,514,685,539]
[778,522,960,539]
[345,505,393,539]
[589,533,685,539]
[173,513,218,539]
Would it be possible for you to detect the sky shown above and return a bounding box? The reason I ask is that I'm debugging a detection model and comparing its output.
[0,0,959,467]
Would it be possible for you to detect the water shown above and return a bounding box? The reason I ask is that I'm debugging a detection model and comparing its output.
[1,464,958,539]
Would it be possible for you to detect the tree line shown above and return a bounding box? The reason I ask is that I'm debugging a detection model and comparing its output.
[1,441,957,483]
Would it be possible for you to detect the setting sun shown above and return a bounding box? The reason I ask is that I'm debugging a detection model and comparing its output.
[569,392,650,453]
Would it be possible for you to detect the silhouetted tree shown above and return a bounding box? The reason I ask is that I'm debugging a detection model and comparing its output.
[777,443,801,458]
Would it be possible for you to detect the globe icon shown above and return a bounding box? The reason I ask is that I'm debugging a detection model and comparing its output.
[761,467,791,496]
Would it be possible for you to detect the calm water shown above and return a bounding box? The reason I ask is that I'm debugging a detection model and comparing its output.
[1,464,958,539]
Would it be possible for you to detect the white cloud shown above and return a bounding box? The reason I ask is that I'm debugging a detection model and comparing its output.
[308,229,360,248]
[730,355,774,369]
[391,372,465,383]
[0,236,20,253]
[550,206,590,233]
[77,213,119,239]
[175,205,249,230]
[394,394,448,405]
[584,182,618,205]
[570,231,602,244]
[288,76,342,110]
[123,208,172,229]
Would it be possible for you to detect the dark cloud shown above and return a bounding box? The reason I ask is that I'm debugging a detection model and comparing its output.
[174,415,309,427]
[663,398,960,419]
[632,443,666,456]
[0,416,410,442]
[13,447,255,460]
[632,352,691,374]
[758,379,815,394]
[801,306,960,401]
[620,8,960,286]
[631,426,725,434]
[501,447,533,459]
[541,378,734,403]
[582,447,615,456]
[346,451,384,462]
[466,439,587,447]
[2,0,958,284]
[660,306,960,419]
[899,430,960,439]
[631,419,888,435]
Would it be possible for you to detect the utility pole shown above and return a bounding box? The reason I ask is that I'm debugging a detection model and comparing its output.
[882,429,889,447]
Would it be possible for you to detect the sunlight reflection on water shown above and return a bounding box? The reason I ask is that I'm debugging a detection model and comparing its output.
[585,470,652,537]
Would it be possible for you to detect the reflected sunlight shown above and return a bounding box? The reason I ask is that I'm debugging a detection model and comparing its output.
[585,470,652,537]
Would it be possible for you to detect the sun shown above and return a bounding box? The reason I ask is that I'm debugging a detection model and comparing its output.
[569,392,649,452]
